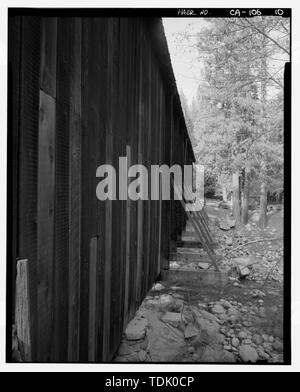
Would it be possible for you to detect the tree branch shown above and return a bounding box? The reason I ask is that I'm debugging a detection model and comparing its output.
[243,18,290,56]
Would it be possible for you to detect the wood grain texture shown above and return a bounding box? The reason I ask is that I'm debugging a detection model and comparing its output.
[88,237,98,361]
[40,18,57,98]
[15,259,31,361]
[11,16,196,362]
[37,90,55,362]
[68,17,82,362]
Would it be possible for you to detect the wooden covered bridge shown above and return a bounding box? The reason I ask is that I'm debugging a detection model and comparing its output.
[8,13,195,362]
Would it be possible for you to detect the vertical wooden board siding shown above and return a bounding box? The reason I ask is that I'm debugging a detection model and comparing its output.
[79,17,89,361]
[11,16,197,362]
[40,18,57,98]
[89,17,107,359]
[80,17,108,361]
[140,28,148,300]
[109,17,122,356]
[149,60,157,287]
[117,17,129,344]
[123,145,131,329]
[8,17,21,341]
[135,24,144,305]
[161,87,169,270]
[123,18,134,328]
[18,16,41,361]
[129,20,139,320]
[94,18,108,361]
[37,90,55,362]
[53,18,70,362]
[88,237,98,361]
[102,17,115,360]
[145,40,152,294]
[157,83,163,276]
[68,17,82,362]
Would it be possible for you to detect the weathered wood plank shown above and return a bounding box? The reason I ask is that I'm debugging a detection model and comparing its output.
[88,237,98,361]
[68,17,82,362]
[15,259,31,362]
[123,144,131,329]
[18,16,41,361]
[53,18,70,362]
[102,18,114,360]
[37,90,55,362]
[40,17,57,98]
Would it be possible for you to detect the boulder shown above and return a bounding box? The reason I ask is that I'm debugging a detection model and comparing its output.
[220,299,232,309]
[272,340,283,353]
[219,221,230,231]
[232,337,240,348]
[138,350,148,362]
[125,317,148,341]
[152,283,164,291]
[170,261,180,269]
[198,262,210,269]
[237,266,251,278]
[211,304,226,315]
[238,331,247,340]
[160,294,174,306]
[184,323,199,339]
[239,345,259,363]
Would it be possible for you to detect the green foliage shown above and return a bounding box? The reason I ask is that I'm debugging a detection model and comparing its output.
[180,17,288,197]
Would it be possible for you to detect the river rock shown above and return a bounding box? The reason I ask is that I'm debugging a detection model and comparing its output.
[153,283,164,291]
[239,345,259,363]
[125,317,148,340]
[220,299,232,309]
[237,266,251,278]
[272,340,283,353]
[238,331,247,340]
[232,338,240,348]
[212,304,226,315]
[184,323,199,339]
[138,350,147,362]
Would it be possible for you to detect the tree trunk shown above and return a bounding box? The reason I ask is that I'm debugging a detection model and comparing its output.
[258,30,268,230]
[232,171,240,224]
[222,185,228,202]
[242,168,250,224]
[258,181,268,228]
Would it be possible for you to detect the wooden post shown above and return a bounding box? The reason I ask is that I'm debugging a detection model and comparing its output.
[15,259,31,362]
[232,171,241,224]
